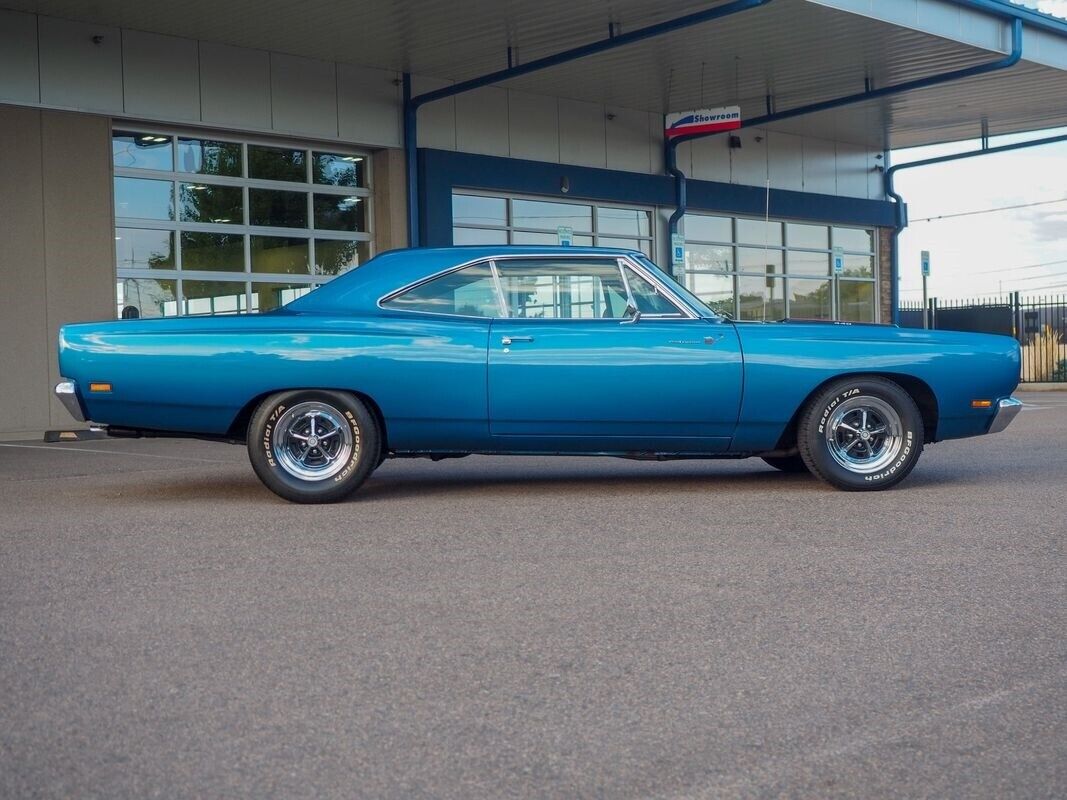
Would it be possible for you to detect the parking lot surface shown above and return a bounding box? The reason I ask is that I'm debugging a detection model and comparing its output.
[1,392,1065,799]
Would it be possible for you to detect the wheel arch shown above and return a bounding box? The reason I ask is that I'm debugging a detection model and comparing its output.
[773,372,939,450]
[227,388,389,451]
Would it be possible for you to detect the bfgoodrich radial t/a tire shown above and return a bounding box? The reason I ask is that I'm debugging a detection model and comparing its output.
[247,390,380,504]
[797,377,924,491]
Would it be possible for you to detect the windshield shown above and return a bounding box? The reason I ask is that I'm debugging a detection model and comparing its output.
[634,255,723,319]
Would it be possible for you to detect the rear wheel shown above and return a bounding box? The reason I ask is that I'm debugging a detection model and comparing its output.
[797,377,923,491]
[247,390,380,503]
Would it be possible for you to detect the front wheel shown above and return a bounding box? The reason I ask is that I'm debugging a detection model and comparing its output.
[797,377,924,491]
[247,390,380,503]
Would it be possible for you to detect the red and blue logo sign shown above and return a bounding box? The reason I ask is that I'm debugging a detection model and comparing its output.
[665,106,742,139]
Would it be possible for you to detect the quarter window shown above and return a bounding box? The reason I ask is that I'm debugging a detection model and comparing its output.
[383,263,500,317]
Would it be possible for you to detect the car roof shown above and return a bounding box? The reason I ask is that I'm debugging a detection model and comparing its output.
[285,245,645,314]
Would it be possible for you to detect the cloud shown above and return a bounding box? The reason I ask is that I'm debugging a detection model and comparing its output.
[1026,209,1067,241]
[1013,0,1067,19]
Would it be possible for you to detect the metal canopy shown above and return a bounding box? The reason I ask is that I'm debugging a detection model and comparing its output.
[6,0,1067,148]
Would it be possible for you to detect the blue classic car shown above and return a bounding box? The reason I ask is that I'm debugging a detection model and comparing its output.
[56,246,1021,503]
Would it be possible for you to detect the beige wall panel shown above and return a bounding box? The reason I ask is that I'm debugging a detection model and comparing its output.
[338,64,402,148]
[39,17,123,113]
[199,41,272,130]
[605,106,651,174]
[40,111,115,429]
[372,148,408,252]
[508,91,559,163]
[558,98,606,168]
[122,29,201,122]
[270,53,338,139]
[0,9,41,104]
[455,86,509,157]
[0,106,49,438]
[690,135,731,183]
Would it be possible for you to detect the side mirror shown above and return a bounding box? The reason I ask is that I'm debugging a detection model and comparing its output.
[621,302,641,325]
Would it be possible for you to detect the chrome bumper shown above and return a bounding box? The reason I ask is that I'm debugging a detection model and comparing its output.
[987,397,1023,434]
[54,379,86,422]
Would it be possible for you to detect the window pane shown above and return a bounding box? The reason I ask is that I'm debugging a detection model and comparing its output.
[250,236,310,275]
[788,278,832,320]
[686,272,734,317]
[833,227,873,253]
[684,215,732,243]
[384,263,500,317]
[248,145,306,182]
[737,247,783,274]
[511,230,593,246]
[313,194,365,231]
[736,219,782,247]
[597,207,650,237]
[115,228,174,270]
[496,259,628,319]
[250,188,307,228]
[686,243,733,273]
[512,199,592,232]
[182,280,248,315]
[738,274,785,321]
[181,232,244,272]
[177,138,241,176]
[786,223,828,250]
[841,254,874,278]
[314,239,369,275]
[839,280,876,322]
[113,131,172,170]
[117,278,178,319]
[453,227,508,245]
[787,250,830,276]
[179,182,243,224]
[624,267,680,315]
[313,152,365,187]
[452,194,507,227]
[252,282,318,313]
[114,177,173,220]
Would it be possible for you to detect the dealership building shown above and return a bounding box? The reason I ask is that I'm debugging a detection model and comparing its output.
[1,0,1067,438]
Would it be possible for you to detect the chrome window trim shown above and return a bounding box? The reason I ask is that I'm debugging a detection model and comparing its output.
[378,252,698,321]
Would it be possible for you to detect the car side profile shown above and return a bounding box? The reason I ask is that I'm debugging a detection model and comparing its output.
[56,246,1022,503]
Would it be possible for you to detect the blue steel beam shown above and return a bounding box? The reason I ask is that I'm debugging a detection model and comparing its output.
[402,0,777,245]
[885,130,1067,323]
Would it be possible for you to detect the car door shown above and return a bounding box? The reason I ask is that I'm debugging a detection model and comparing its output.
[488,256,742,452]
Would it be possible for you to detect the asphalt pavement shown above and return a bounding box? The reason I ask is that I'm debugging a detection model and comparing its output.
[1,392,1064,799]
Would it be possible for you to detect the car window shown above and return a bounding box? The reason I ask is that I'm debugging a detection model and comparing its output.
[623,265,684,316]
[495,258,630,319]
[383,262,501,317]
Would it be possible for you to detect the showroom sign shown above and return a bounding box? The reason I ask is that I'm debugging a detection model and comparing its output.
[664,106,742,138]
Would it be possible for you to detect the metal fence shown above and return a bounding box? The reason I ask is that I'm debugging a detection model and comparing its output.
[899,294,1067,383]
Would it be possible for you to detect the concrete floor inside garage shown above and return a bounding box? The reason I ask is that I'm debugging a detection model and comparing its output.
[1,393,1065,798]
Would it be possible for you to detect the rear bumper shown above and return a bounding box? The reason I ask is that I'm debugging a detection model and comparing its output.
[54,379,86,422]
[987,397,1023,434]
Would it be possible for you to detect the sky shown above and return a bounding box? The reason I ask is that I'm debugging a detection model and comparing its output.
[891,0,1067,303]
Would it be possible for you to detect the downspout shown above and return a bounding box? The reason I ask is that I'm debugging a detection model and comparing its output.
[885,129,1067,323]
[666,16,1023,286]
[401,0,777,247]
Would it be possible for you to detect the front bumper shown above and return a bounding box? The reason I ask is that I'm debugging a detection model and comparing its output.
[54,379,86,422]
[987,397,1023,434]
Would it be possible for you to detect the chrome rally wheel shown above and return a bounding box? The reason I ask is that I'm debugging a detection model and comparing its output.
[248,390,380,504]
[824,396,904,475]
[798,377,924,491]
[273,402,356,482]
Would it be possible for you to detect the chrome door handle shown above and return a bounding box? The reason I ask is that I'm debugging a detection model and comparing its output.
[501,336,534,346]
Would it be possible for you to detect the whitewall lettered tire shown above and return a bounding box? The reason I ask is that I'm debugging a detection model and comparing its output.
[797,377,924,491]
[247,390,380,503]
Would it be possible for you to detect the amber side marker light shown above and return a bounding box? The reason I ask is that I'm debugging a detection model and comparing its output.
[89,382,112,393]
[971,399,993,408]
